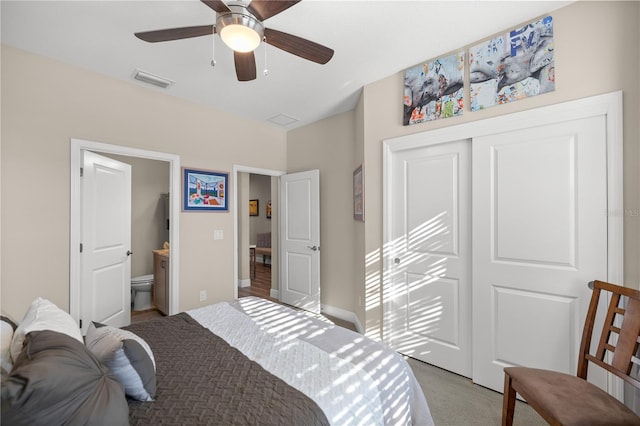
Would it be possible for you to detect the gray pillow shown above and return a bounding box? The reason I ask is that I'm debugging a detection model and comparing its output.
[1,330,129,425]
[85,321,156,401]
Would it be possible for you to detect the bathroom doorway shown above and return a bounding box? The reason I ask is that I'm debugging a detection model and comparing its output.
[103,154,170,322]
[69,138,180,334]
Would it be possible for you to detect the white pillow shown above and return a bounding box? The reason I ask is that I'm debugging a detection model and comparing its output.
[9,298,83,363]
[1,316,17,372]
[85,322,156,401]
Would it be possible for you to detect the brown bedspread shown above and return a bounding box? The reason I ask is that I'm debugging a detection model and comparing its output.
[124,313,329,426]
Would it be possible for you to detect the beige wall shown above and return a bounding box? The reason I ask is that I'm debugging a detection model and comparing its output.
[287,1,638,336]
[359,1,640,338]
[354,94,366,324]
[287,111,357,311]
[237,172,251,283]
[249,174,272,243]
[0,46,287,320]
[269,176,280,295]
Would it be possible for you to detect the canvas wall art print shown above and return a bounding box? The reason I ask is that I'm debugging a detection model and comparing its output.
[182,168,228,211]
[469,15,554,111]
[249,199,258,216]
[403,51,465,125]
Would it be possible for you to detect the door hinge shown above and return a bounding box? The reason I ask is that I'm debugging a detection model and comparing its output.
[80,167,83,177]
[80,243,83,253]
[79,319,83,329]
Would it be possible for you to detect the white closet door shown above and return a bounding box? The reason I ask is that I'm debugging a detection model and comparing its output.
[472,116,608,393]
[386,139,472,377]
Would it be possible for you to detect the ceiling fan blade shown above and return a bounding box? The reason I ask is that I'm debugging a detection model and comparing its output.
[264,28,333,64]
[246,0,301,21]
[135,25,215,43]
[201,0,231,13]
[234,51,257,81]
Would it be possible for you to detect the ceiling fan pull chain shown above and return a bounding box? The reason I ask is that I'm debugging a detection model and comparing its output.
[263,36,268,76]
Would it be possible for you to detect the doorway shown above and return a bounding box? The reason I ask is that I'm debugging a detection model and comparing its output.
[233,165,284,302]
[233,166,322,315]
[69,138,181,334]
[239,173,276,301]
[102,153,170,322]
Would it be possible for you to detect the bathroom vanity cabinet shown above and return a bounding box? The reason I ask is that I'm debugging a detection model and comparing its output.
[153,250,170,315]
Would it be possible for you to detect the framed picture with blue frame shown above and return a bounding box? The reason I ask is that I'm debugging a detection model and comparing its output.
[182,167,228,211]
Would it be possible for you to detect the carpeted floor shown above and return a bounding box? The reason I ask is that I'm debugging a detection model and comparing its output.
[406,357,546,426]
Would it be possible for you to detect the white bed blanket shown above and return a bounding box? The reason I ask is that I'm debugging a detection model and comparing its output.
[187,297,433,426]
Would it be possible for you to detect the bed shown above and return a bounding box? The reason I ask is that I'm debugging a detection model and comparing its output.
[2,296,433,425]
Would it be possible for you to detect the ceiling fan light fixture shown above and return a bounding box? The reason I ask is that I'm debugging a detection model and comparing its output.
[217,12,264,53]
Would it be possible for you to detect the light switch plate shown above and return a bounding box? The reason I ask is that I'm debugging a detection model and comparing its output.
[214,230,223,240]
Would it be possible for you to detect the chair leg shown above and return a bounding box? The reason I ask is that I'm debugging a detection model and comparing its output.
[502,372,517,426]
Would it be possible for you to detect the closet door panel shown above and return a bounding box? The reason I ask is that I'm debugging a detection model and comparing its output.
[472,116,608,393]
[386,139,472,378]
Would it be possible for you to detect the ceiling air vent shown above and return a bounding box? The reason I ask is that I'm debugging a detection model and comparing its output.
[268,114,298,127]
[132,69,174,89]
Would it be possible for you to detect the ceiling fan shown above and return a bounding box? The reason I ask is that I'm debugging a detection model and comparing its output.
[134,0,334,82]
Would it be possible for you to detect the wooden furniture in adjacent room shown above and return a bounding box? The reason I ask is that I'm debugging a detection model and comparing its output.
[501,280,640,426]
[255,232,271,266]
[153,250,170,315]
[249,245,256,278]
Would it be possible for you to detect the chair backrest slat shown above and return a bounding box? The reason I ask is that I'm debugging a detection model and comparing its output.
[613,298,640,374]
[580,280,640,389]
[594,292,621,361]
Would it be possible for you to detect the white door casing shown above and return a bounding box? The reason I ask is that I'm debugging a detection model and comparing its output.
[386,140,472,377]
[383,91,623,397]
[80,151,132,329]
[70,138,181,334]
[280,169,321,313]
[472,116,608,393]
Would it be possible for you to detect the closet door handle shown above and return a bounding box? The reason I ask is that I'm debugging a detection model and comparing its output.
[126,250,133,256]
[308,245,319,251]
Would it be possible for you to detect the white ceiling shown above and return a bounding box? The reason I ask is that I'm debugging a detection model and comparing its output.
[1,0,573,129]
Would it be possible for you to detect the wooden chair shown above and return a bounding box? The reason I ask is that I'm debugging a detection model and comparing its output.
[254,232,271,266]
[502,280,640,426]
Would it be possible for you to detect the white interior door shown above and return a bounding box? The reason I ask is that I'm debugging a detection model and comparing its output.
[472,116,608,393]
[80,151,132,331]
[386,140,472,377]
[279,169,320,313]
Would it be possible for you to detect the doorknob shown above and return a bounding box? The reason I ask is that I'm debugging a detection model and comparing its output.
[126,250,133,256]
[394,257,401,264]
[308,245,319,251]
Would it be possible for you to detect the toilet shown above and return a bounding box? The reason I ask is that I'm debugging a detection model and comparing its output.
[131,274,154,311]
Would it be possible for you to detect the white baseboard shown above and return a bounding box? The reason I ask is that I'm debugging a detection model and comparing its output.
[321,304,364,334]
[238,279,251,288]
[270,289,279,299]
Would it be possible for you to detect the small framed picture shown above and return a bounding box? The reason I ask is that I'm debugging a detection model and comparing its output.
[353,164,364,221]
[266,200,272,219]
[249,199,259,216]
[182,168,228,212]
